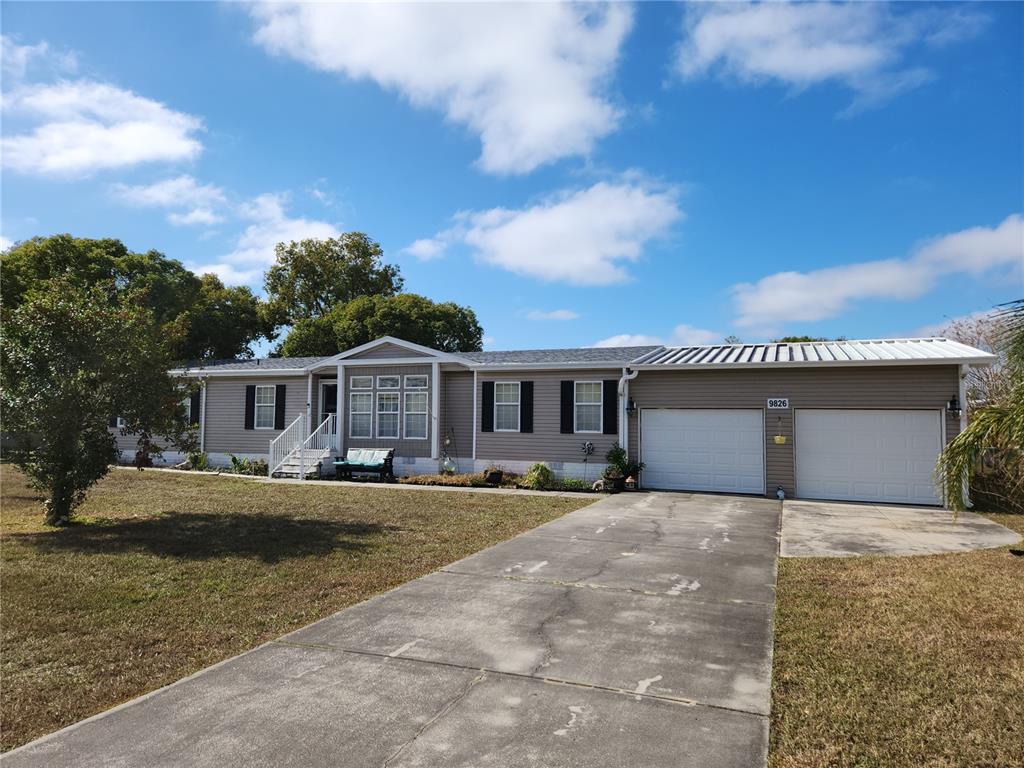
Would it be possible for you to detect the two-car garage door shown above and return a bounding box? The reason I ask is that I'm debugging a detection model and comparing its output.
[640,407,942,505]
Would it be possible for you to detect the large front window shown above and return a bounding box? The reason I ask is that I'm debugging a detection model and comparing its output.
[404,392,427,439]
[494,382,520,432]
[574,381,602,433]
[254,385,276,429]
[377,392,400,438]
[349,392,371,438]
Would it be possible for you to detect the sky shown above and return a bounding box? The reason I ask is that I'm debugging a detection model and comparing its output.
[2,1,1022,353]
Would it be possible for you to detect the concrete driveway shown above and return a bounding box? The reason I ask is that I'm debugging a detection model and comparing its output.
[781,499,1022,557]
[4,492,782,768]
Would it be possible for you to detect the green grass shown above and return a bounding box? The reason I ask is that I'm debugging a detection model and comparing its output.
[770,513,1024,768]
[0,465,591,751]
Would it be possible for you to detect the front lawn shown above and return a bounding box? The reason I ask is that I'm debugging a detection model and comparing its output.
[0,466,590,751]
[770,513,1024,767]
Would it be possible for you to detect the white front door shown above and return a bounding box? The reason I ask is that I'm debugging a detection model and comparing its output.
[640,409,765,494]
[795,409,942,505]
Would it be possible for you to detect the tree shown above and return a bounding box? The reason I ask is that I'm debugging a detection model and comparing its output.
[279,293,483,357]
[771,335,847,343]
[935,311,1014,410]
[1,235,272,362]
[1,280,195,525]
[937,300,1024,513]
[263,234,404,325]
[723,335,742,344]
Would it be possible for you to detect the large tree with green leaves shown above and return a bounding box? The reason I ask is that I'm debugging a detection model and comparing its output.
[263,234,404,326]
[1,235,269,361]
[280,293,483,356]
[1,280,195,525]
[937,300,1023,513]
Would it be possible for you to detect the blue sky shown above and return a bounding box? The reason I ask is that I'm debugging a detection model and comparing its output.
[2,1,1022,352]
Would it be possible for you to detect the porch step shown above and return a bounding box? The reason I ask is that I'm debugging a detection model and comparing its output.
[272,448,333,479]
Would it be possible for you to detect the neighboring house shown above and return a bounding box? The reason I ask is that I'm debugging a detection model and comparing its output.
[115,335,995,506]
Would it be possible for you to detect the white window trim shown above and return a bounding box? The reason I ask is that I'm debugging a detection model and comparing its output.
[350,375,372,390]
[376,391,400,439]
[254,384,276,430]
[574,380,603,434]
[403,391,428,440]
[377,375,401,390]
[493,381,521,433]
[404,374,428,390]
[115,417,127,428]
[348,391,373,439]
[181,395,192,425]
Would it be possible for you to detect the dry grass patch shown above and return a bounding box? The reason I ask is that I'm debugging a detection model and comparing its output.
[0,465,590,751]
[770,513,1024,768]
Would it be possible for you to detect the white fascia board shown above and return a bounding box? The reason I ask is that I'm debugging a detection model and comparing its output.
[307,355,468,371]
[468,360,643,372]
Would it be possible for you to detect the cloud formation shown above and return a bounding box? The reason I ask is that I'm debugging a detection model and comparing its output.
[407,180,682,285]
[593,324,723,349]
[676,3,988,112]
[248,2,633,174]
[110,175,227,226]
[526,309,580,321]
[732,214,1024,330]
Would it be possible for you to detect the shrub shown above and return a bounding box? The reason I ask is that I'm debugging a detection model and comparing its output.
[605,441,645,480]
[400,473,487,487]
[188,452,210,472]
[523,462,555,490]
[554,477,594,492]
[227,455,268,476]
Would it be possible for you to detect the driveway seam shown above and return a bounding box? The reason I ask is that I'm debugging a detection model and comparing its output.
[526,529,781,554]
[270,639,771,719]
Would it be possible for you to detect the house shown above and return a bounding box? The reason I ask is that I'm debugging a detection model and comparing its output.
[116,335,996,506]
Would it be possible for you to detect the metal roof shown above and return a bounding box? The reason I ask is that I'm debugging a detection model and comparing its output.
[459,346,661,366]
[630,338,995,368]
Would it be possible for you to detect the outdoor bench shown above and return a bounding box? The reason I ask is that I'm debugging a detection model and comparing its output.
[333,448,396,482]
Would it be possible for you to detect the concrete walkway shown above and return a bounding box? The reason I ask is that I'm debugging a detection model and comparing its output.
[781,499,1021,557]
[4,492,782,768]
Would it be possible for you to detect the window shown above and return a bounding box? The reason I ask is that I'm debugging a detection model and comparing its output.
[377,392,400,438]
[350,375,372,389]
[349,393,372,438]
[254,385,276,429]
[404,392,428,439]
[574,381,602,433]
[377,375,400,389]
[181,395,193,425]
[404,374,428,389]
[494,382,520,432]
[115,417,126,428]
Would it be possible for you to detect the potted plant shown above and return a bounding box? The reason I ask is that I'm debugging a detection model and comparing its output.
[605,442,644,490]
[602,465,625,493]
[483,465,504,486]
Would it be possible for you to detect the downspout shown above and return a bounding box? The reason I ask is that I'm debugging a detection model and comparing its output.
[618,367,639,456]
[959,363,973,509]
[199,377,207,454]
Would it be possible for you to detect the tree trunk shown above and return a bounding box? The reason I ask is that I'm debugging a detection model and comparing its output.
[45,482,73,526]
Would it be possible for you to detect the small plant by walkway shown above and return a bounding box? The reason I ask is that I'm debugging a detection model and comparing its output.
[770,512,1024,767]
[0,465,590,752]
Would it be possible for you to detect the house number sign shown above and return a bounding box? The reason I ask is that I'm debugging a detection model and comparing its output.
[767,398,790,409]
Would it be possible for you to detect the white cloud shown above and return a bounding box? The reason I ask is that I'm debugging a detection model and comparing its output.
[111,175,227,226]
[526,309,580,321]
[593,324,722,349]
[2,79,203,176]
[1,35,77,81]
[195,193,339,287]
[248,2,633,174]
[0,236,13,251]
[411,180,682,285]
[594,334,664,348]
[676,3,987,112]
[733,214,1024,330]
[403,237,448,261]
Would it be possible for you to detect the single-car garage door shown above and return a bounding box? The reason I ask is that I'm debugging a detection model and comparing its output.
[796,409,942,505]
[641,409,765,494]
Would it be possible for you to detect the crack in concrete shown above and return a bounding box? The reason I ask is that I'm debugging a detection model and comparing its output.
[381,670,487,767]
[529,586,577,677]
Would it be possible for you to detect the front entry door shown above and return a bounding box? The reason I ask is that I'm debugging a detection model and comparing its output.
[320,383,338,433]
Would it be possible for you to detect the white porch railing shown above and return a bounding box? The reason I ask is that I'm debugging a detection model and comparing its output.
[268,415,305,477]
[297,413,336,478]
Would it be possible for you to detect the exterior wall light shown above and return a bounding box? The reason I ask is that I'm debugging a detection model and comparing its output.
[947,395,962,419]
[625,397,637,416]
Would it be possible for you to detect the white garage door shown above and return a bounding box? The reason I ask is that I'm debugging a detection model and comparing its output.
[796,409,942,505]
[640,409,765,494]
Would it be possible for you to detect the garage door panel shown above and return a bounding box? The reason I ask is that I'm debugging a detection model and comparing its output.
[642,409,764,494]
[796,409,941,505]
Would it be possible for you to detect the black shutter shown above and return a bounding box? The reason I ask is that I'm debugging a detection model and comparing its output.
[244,385,256,430]
[108,417,118,429]
[560,381,574,434]
[274,384,287,430]
[189,391,201,428]
[602,380,617,435]
[520,381,533,433]
[481,381,494,432]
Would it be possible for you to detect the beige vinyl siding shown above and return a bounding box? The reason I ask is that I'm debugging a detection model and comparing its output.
[204,376,307,455]
[347,343,431,360]
[476,369,621,463]
[440,370,474,458]
[627,365,960,498]
[341,364,433,457]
